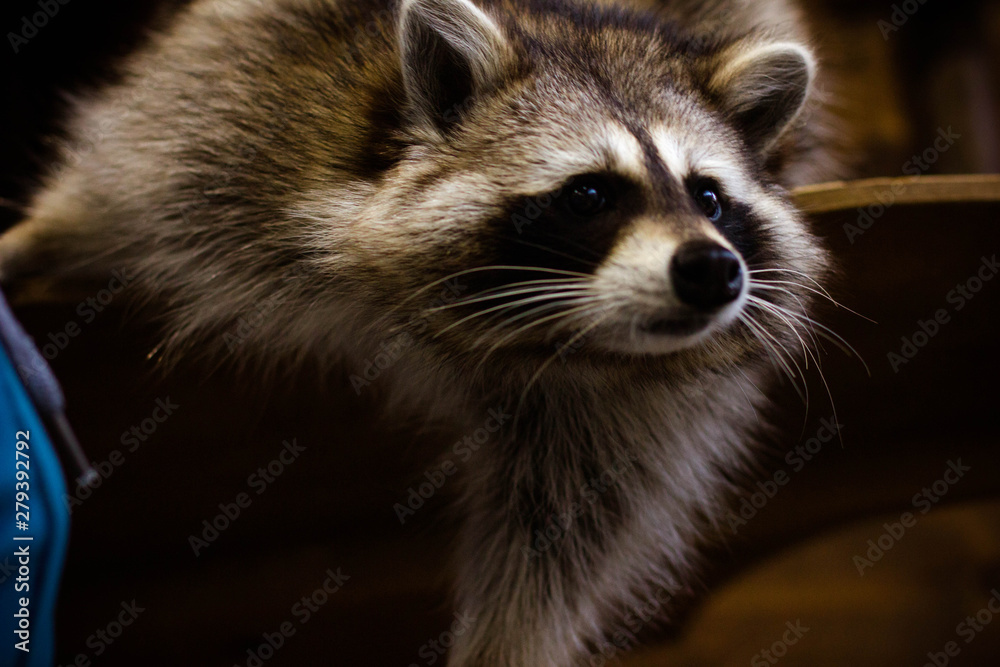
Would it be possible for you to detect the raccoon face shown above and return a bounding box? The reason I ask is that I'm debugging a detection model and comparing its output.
[325,0,825,363]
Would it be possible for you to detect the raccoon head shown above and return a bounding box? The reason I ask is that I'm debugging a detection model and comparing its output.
[322,0,827,370]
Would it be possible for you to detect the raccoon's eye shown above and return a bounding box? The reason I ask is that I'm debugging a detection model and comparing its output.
[694,186,723,222]
[563,176,611,218]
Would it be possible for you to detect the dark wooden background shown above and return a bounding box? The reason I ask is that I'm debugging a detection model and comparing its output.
[2,0,1000,665]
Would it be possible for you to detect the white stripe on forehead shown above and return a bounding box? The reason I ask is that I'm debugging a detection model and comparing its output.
[648,127,690,181]
[504,122,646,192]
[600,124,646,179]
[648,126,752,201]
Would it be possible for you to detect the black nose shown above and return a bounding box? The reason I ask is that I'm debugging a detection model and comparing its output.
[670,241,744,309]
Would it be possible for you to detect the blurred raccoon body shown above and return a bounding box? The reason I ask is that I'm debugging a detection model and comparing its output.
[0,0,834,663]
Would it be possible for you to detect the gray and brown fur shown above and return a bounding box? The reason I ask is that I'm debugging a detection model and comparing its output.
[0,0,836,664]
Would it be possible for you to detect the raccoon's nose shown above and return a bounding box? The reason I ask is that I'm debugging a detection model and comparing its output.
[670,241,744,309]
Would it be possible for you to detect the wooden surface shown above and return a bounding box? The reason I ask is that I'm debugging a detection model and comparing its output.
[792,174,1000,213]
[626,501,1000,666]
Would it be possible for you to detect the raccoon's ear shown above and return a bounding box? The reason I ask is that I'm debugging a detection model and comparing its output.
[710,42,816,155]
[398,0,511,134]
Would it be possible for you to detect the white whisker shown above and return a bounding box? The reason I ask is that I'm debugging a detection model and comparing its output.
[746,295,816,368]
[429,284,594,313]
[400,265,593,306]
[748,295,870,376]
[434,289,601,337]
[473,299,605,357]
[750,277,876,324]
[737,311,807,403]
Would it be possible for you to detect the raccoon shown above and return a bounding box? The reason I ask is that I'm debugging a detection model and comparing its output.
[0,0,835,663]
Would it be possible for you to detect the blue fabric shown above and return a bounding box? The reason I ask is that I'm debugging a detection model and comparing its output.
[0,294,66,417]
[0,291,71,667]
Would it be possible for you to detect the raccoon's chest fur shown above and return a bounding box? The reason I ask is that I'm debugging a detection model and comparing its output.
[0,0,833,663]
